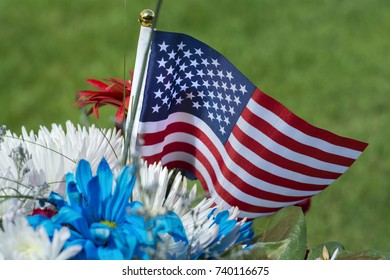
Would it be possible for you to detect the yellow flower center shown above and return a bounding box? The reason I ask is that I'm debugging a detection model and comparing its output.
[100,220,117,228]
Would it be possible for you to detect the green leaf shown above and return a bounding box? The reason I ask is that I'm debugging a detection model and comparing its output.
[308,242,390,260]
[248,206,307,259]
[338,249,390,260]
[307,241,345,260]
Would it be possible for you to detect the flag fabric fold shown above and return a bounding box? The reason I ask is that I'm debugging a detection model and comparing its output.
[137,30,368,219]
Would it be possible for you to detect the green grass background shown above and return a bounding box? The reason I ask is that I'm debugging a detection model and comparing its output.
[1,0,389,252]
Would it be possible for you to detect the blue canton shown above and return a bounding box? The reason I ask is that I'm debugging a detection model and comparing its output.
[140,31,256,144]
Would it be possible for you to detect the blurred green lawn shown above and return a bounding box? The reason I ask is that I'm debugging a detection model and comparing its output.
[1,0,389,252]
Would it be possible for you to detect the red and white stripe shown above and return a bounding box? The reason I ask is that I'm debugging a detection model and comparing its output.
[138,89,367,219]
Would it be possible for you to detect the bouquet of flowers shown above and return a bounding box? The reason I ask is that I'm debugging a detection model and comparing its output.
[0,119,254,259]
[0,9,388,261]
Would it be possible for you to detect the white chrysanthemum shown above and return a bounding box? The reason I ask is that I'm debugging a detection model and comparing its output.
[0,121,124,217]
[134,160,251,259]
[0,215,82,260]
[134,161,198,216]
[20,121,124,193]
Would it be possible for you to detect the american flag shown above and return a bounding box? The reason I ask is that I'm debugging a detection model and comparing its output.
[137,30,368,219]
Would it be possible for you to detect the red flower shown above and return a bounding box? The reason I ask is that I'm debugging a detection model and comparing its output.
[30,207,57,218]
[76,74,132,129]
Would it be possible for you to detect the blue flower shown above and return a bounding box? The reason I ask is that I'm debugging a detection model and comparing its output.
[28,158,188,259]
[196,208,254,259]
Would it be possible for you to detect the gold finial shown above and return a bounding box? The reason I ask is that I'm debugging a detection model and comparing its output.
[139,9,155,27]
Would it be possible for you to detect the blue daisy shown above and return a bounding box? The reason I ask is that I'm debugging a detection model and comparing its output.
[28,158,188,259]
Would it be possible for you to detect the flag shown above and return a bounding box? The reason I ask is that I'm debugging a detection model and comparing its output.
[137,30,368,219]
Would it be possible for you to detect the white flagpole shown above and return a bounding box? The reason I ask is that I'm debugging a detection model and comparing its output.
[122,7,160,166]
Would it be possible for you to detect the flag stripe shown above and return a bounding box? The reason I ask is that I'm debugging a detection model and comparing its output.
[224,139,329,191]
[141,113,344,185]
[163,156,284,217]
[241,103,357,167]
[236,116,348,174]
[140,113,332,195]
[231,125,341,180]
[228,133,335,185]
[144,139,323,203]
[251,89,368,157]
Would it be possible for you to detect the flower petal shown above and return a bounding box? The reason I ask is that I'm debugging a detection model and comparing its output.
[96,158,113,205]
[75,159,92,198]
[106,166,136,222]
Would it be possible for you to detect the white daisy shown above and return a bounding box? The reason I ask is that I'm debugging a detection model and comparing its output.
[0,215,82,260]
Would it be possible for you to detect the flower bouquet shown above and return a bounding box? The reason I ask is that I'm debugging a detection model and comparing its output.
[0,7,388,261]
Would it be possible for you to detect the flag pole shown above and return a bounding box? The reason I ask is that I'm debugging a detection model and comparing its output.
[122,1,163,166]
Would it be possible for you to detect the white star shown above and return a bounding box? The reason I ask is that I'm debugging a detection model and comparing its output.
[185,71,194,80]
[176,96,184,104]
[198,90,205,99]
[179,63,187,72]
[211,58,220,67]
[166,66,175,75]
[203,80,210,88]
[190,59,199,67]
[194,48,204,56]
[221,82,228,91]
[239,84,248,94]
[219,125,226,135]
[162,96,169,104]
[180,83,189,91]
[152,104,161,113]
[186,92,195,100]
[191,80,200,88]
[207,69,215,78]
[208,91,216,99]
[217,70,224,79]
[213,102,219,111]
[175,57,181,65]
[157,57,168,68]
[230,83,237,93]
[213,80,220,89]
[216,114,222,123]
[233,96,241,105]
[204,101,211,110]
[225,94,232,103]
[197,69,205,78]
[183,50,192,58]
[175,76,183,85]
[154,89,164,99]
[168,50,176,60]
[217,92,223,101]
[164,81,172,90]
[208,112,215,121]
[226,71,234,81]
[158,41,169,52]
[156,74,165,84]
[172,90,179,99]
[201,58,209,66]
[224,116,230,125]
[221,104,227,114]
[177,41,186,50]
[229,106,235,115]
[192,101,201,109]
